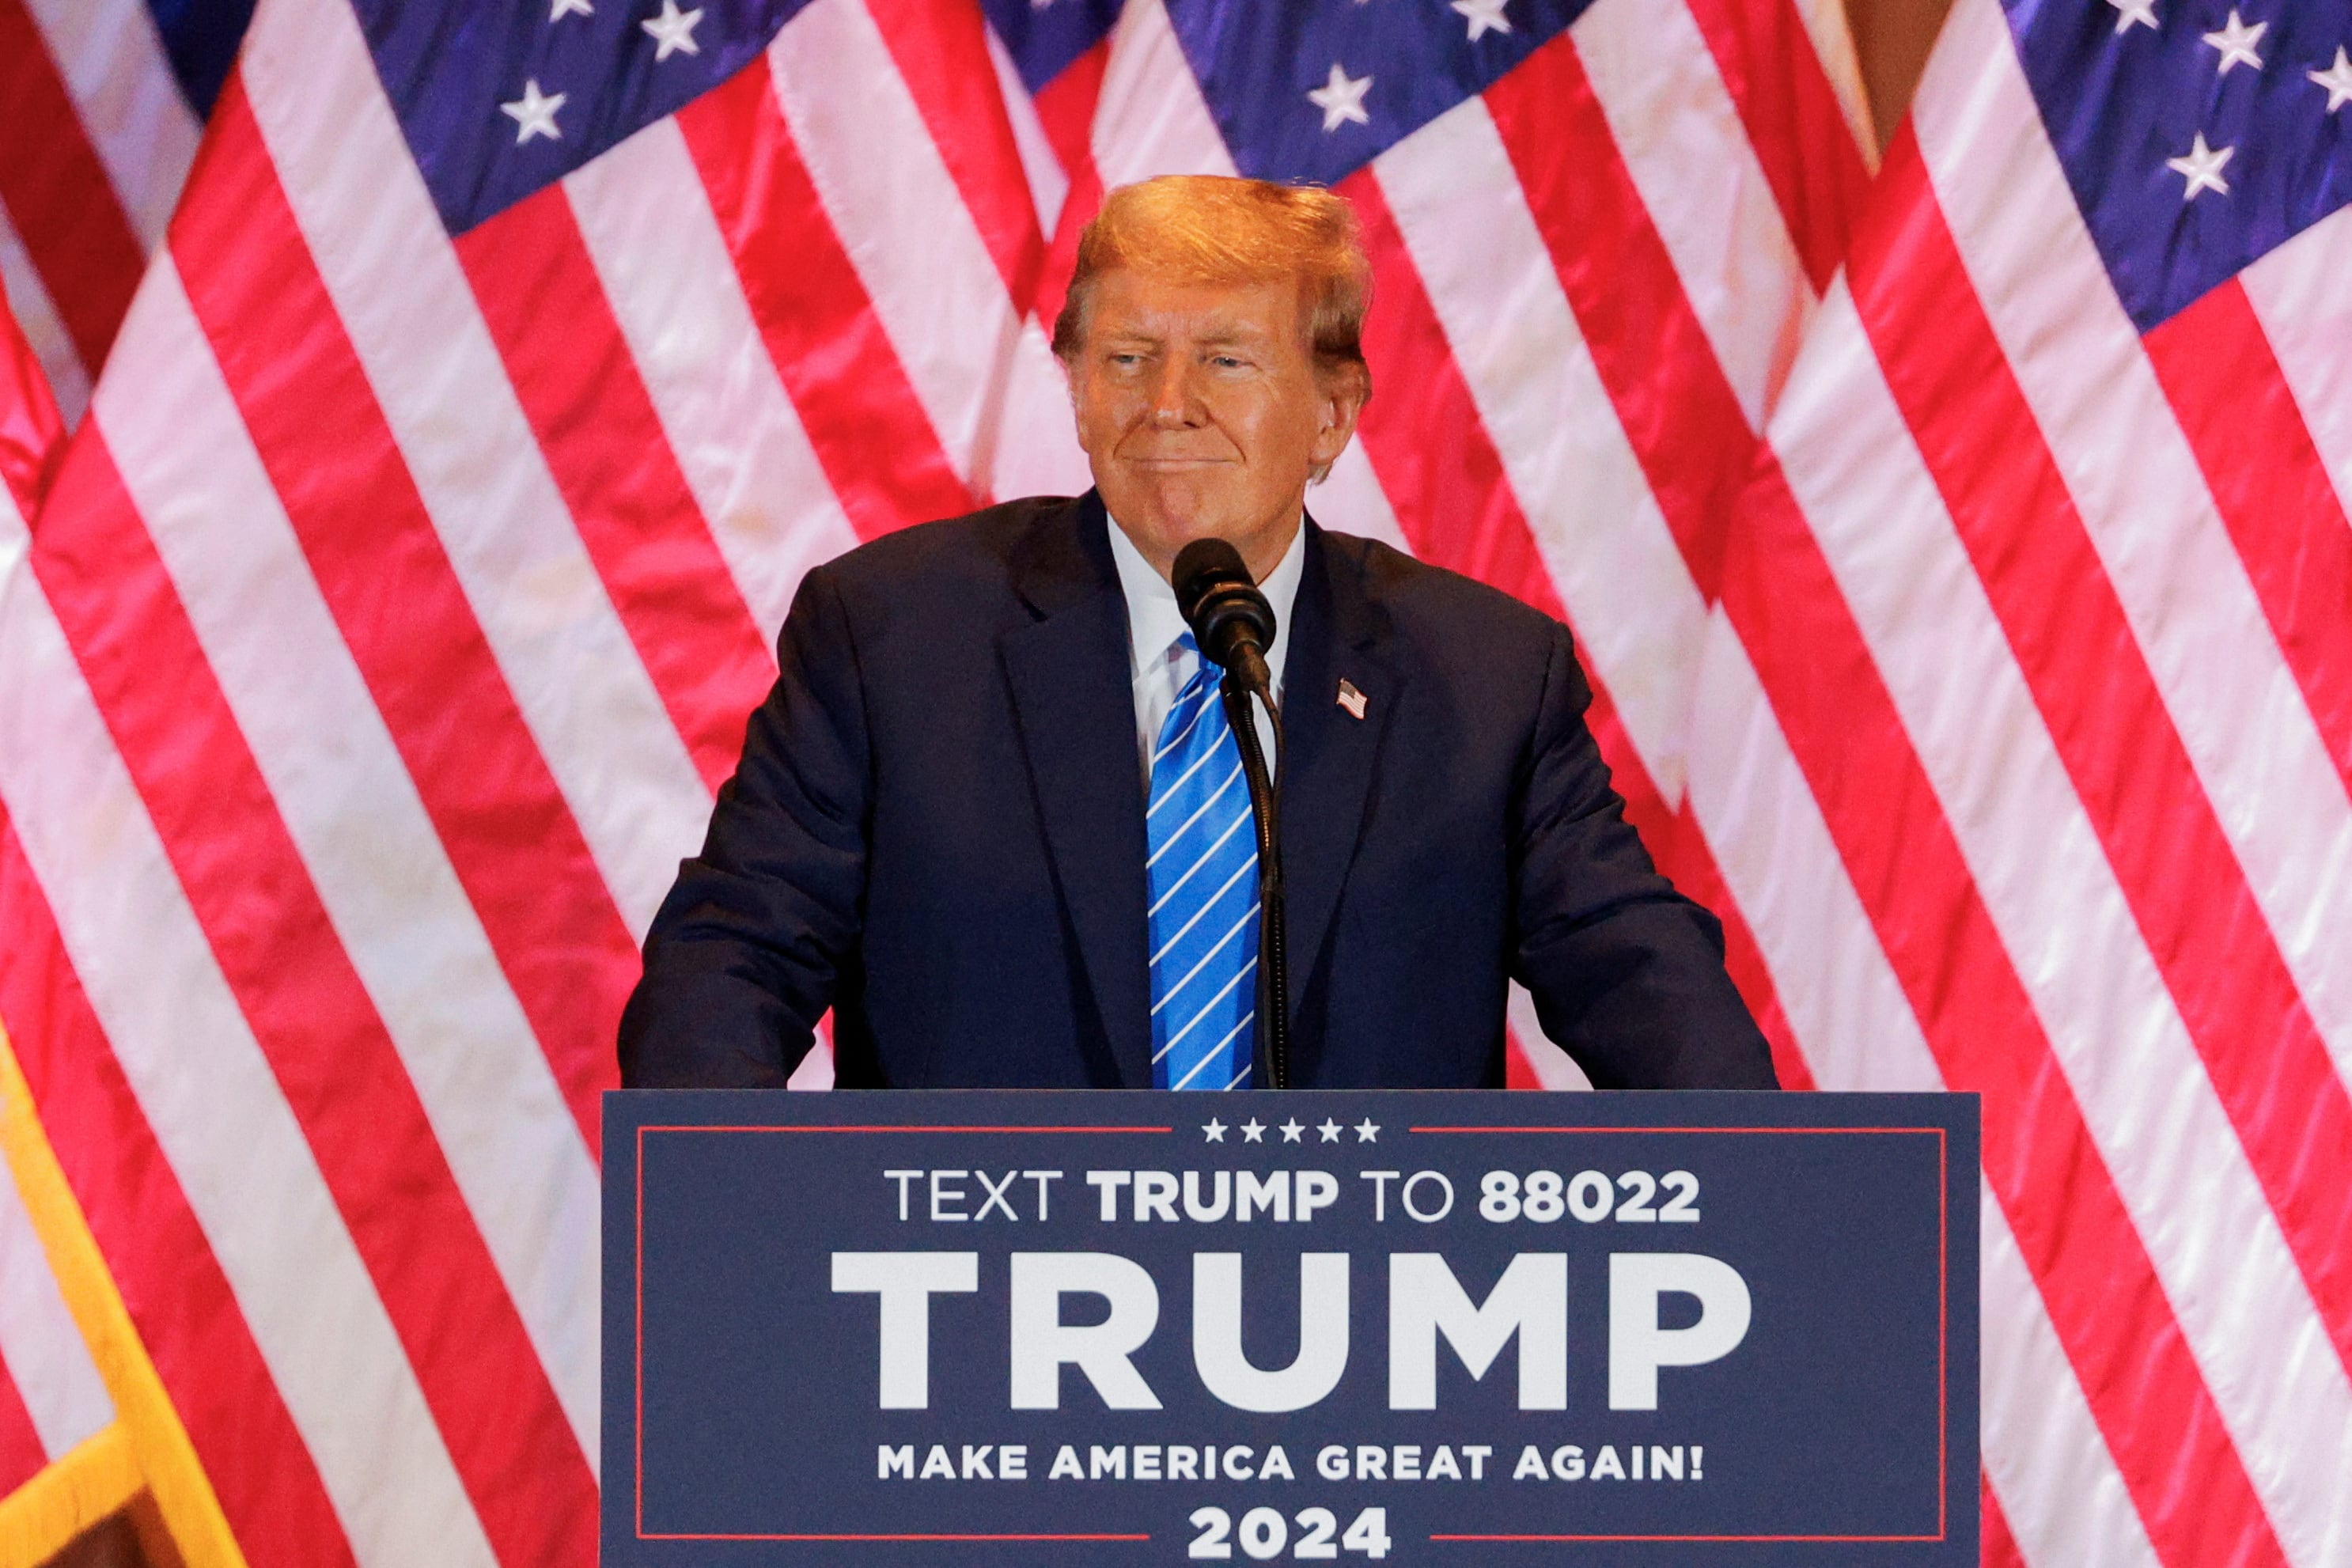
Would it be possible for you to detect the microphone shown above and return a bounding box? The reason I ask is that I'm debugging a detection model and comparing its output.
[1172,538,1277,700]
[1169,536,1290,1089]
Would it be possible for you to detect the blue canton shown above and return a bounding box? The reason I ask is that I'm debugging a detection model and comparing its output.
[147,0,259,116]
[1146,639,1260,1092]
[2005,0,2352,329]
[1163,0,1596,187]
[352,0,809,236]
[979,0,1123,97]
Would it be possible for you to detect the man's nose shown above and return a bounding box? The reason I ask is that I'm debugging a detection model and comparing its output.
[1147,359,1199,426]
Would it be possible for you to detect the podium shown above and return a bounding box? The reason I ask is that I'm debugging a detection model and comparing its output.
[604,1090,1977,1564]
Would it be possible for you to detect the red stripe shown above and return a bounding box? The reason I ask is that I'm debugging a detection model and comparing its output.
[1027,40,1108,328]
[1729,460,2288,1568]
[0,0,145,377]
[1343,170,1808,1092]
[1477,34,2282,1563]
[172,84,634,1150]
[0,1358,46,1496]
[677,60,974,540]
[0,272,61,517]
[30,430,597,1566]
[456,187,775,790]
[1676,0,1871,292]
[0,824,359,1568]
[865,0,1045,307]
[1853,137,2352,1375]
[1982,1472,2029,1568]
[2146,282,2352,797]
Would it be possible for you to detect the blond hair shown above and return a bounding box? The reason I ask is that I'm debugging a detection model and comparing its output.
[1051,175,1372,392]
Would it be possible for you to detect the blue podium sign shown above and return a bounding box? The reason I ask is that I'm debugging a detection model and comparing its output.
[604,1091,1977,1565]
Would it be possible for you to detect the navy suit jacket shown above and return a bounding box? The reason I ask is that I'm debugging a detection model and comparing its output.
[618,493,1775,1090]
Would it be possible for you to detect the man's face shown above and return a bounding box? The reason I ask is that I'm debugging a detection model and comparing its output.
[1067,267,1365,581]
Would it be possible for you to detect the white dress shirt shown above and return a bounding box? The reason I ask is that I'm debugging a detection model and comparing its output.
[1108,516,1305,782]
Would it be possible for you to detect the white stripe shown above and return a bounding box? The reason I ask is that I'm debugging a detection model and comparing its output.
[767,0,1088,504]
[1774,270,2352,1568]
[1172,1011,1251,1091]
[1161,958,1256,1060]
[1981,1184,2164,1568]
[1920,0,2352,1109]
[238,0,710,939]
[21,0,201,249]
[1149,803,1253,918]
[1786,0,1879,168]
[1221,1061,1252,1090]
[0,213,90,429]
[1374,99,1706,810]
[563,116,855,647]
[0,522,494,1568]
[2242,205,2352,528]
[1504,983,1593,1091]
[1573,0,1815,427]
[1091,0,1235,189]
[0,1155,113,1460]
[983,20,1069,240]
[1312,445,1415,555]
[1151,685,1213,767]
[1146,754,1241,842]
[1153,896,1260,1015]
[93,259,601,1465]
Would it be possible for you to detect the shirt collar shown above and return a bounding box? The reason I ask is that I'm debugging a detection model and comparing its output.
[1107,514,1308,688]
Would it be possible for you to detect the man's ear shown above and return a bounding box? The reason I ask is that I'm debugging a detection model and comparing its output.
[1311,362,1370,463]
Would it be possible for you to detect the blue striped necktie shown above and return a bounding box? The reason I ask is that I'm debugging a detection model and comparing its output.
[1146,634,1259,1091]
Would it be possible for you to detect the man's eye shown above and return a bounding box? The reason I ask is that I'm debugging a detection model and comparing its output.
[1211,355,1245,369]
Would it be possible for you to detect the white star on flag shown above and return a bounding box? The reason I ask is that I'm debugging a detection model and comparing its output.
[549,0,592,19]
[500,78,566,144]
[2312,47,2352,112]
[1452,0,1513,42]
[642,0,704,59]
[1307,62,1372,132]
[2166,132,2233,200]
[2105,0,2157,33]
[2201,9,2266,74]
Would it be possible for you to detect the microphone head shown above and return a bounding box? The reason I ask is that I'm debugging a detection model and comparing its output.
[1172,536,1277,680]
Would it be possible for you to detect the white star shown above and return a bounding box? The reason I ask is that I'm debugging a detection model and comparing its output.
[2201,9,2266,74]
[642,0,704,59]
[501,79,566,145]
[1279,1118,1305,1142]
[1203,1119,1227,1142]
[1354,1119,1380,1143]
[2166,132,2234,200]
[1318,1119,1343,1142]
[1451,0,1512,41]
[1241,1118,1267,1143]
[2312,47,2352,112]
[1307,62,1372,133]
[2105,0,2157,33]
[551,0,593,17]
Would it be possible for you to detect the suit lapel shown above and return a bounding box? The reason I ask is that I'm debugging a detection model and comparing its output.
[1000,495,1157,1088]
[1278,522,1402,1032]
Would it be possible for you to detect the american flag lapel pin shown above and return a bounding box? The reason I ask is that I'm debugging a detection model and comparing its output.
[1336,678,1368,721]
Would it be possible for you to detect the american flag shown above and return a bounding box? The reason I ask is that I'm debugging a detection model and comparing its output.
[7,0,2343,1565]
[1730,2,2352,1563]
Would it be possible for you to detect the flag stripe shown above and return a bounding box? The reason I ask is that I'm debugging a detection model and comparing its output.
[1918,0,2352,1119]
[2243,207,2352,528]
[867,0,1046,305]
[0,1146,110,1460]
[456,187,775,790]
[175,88,633,1157]
[765,0,1085,504]
[0,822,360,1568]
[1979,1180,2164,1568]
[239,0,710,940]
[1748,308,2290,1566]
[18,0,200,248]
[562,121,856,647]
[87,256,604,1467]
[0,1366,40,1496]
[33,418,597,1557]
[0,213,89,430]
[2146,281,2352,795]
[0,515,497,1567]
[0,0,146,374]
[676,62,975,540]
[1852,145,2352,1383]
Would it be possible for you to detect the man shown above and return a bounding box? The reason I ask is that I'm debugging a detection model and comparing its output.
[619,176,1774,1093]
